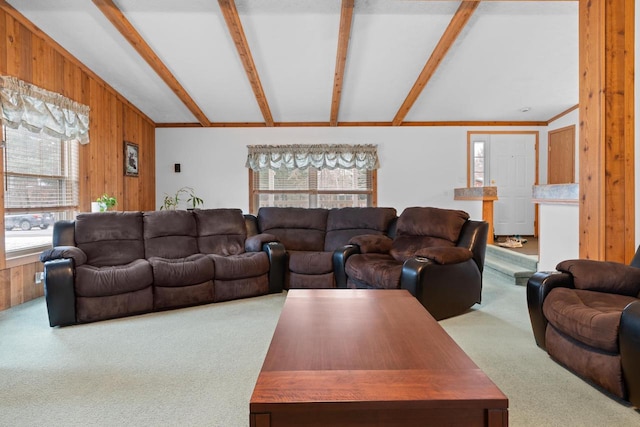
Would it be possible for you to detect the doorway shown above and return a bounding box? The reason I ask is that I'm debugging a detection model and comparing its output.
[468,131,539,238]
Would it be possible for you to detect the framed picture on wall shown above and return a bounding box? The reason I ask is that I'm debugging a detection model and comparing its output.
[124,141,139,177]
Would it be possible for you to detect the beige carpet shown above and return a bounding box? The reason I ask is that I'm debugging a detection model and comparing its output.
[1,275,639,426]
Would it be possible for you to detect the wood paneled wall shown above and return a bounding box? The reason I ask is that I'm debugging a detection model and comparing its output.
[0,6,156,311]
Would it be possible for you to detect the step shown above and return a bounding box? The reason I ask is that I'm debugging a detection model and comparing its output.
[486,244,539,270]
[484,244,538,286]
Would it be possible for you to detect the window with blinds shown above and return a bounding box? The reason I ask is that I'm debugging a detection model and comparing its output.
[249,167,376,213]
[3,125,79,255]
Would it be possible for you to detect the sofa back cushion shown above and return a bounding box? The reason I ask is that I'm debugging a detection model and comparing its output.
[75,212,144,267]
[324,207,397,251]
[391,207,469,262]
[143,210,198,259]
[258,207,328,251]
[195,209,246,255]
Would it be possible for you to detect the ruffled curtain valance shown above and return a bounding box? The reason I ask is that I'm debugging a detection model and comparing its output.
[0,76,90,144]
[246,144,379,171]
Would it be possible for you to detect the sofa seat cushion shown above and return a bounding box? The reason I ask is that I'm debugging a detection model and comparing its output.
[543,287,637,352]
[75,259,153,297]
[149,254,214,287]
[288,251,333,275]
[345,253,402,289]
[209,252,269,280]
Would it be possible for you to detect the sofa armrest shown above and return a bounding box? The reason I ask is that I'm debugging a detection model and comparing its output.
[349,234,393,254]
[245,233,278,252]
[40,246,87,266]
[456,220,489,274]
[621,300,640,407]
[263,242,286,294]
[556,259,640,296]
[43,258,77,327]
[333,244,362,288]
[400,257,482,321]
[414,247,473,265]
[526,271,574,350]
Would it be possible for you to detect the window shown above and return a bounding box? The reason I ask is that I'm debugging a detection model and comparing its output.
[3,126,79,256]
[471,140,485,187]
[0,76,89,257]
[247,144,378,213]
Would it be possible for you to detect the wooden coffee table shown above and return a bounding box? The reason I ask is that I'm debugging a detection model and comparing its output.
[250,289,508,427]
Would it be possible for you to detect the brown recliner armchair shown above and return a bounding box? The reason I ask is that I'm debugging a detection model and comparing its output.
[527,248,640,406]
[338,207,488,320]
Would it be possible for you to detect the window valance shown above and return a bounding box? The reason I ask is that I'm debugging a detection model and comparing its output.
[0,76,90,144]
[246,144,379,171]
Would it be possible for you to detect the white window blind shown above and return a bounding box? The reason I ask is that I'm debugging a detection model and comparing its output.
[4,126,79,211]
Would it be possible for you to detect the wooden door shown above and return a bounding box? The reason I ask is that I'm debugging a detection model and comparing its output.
[548,125,575,184]
[489,134,536,236]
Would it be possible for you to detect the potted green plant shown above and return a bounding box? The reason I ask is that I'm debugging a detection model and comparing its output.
[160,187,203,210]
[96,194,117,212]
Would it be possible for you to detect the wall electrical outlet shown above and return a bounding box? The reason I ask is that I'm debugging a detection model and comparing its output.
[35,272,44,284]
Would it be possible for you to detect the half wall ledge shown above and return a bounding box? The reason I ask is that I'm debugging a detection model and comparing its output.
[454,186,497,244]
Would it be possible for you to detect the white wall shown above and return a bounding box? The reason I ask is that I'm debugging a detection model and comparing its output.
[156,126,545,219]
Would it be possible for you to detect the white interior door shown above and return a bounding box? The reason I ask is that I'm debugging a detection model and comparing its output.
[488,134,536,236]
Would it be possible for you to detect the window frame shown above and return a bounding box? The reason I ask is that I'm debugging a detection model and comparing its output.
[2,126,80,259]
[248,168,377,214]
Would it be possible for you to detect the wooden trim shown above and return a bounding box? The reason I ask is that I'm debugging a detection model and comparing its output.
[156,120,548,128]
[0,0,155,126]
[330,0,354,127]
[579,0,606,261]
[623,0,635,263]
[92,0,210,127]
[218,0,274,127]
[547,104,579,124]
[392,1,479,126]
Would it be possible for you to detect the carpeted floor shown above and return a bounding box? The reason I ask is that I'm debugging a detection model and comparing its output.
[1,274,639,426]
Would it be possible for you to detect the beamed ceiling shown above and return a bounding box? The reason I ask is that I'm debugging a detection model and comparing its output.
[5,0,578,127]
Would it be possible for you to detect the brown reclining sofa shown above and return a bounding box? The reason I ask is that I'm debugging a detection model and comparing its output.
[41,206,487,326]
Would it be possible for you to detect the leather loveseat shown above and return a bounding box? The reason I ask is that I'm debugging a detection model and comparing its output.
[527,249,640,406]
[40,209,283,326]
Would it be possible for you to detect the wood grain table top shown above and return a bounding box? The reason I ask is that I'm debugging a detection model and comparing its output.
[250,289,508,426]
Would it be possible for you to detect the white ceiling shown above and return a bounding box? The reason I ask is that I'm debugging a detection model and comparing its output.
[7,0,578,125]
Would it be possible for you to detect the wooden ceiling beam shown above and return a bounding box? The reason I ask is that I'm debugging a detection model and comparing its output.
[392,1,479,126]
[92,0,211,126]
[330,0,355,127]
[218,0,274,127]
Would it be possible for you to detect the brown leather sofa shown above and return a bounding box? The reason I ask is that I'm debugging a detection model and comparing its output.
[340,207,488,320]
[40,209,282,326]
[41,206,487,326]
[527,248,640,406]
